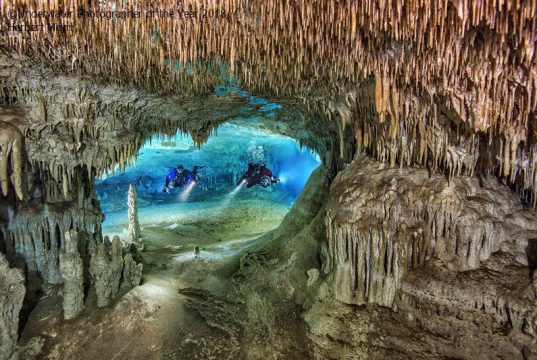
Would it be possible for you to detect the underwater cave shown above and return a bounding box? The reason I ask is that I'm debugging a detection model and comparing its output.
[1,1,537,359]
[95,121,320,283]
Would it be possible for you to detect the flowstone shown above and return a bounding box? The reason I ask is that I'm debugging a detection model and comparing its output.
[316,155,537,358]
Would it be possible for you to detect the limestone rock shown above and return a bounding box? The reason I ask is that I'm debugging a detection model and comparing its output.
[8,200,103,286]
[0,252,25,360]
[306,268,319,287]
[59,230,84,320]
[127,184,140,241]
[89,236,123,307]
[325,155,537,307]
[10,336,44,360]
[0,121,26,201]
[121,253,142,290]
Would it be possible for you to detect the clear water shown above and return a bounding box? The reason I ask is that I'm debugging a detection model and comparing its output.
[95,122,320,232]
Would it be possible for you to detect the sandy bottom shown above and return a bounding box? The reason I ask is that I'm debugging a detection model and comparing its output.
[19,197,293,359]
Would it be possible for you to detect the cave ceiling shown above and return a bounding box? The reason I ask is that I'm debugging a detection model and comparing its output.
[0,0,536,203]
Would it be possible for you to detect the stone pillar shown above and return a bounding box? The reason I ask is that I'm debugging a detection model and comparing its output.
[122,254,143,290]
[89,236,123,307]
[0,252,25,359]
[59,230,84,320]
[127,184,140,241]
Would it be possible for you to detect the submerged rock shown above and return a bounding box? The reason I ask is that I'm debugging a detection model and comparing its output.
[306,268,319,287]
[318,155,537,358]
[127,184,141,241]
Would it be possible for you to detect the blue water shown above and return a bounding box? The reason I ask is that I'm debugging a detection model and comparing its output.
[95,122,320,227]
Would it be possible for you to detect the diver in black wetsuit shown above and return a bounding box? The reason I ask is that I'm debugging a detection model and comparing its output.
[238,162,279,188]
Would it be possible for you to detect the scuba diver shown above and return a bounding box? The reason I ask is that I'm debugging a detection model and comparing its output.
[162,165,205,192]
[238,162,280,188]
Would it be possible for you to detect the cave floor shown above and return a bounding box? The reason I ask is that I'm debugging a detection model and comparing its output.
[18,196,304,359]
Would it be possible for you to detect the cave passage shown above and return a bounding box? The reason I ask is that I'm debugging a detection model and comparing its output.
[95,121,320,258]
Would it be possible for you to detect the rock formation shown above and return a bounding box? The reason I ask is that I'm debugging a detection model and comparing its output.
[325,156,537,305]
[0,120,25,201]
[89,235,143,307]
[127,184,140,242]
[0,252,25,359]
[0,0,536,358]
[121,254,143,290]
[316,155,537,358]
[2,0,536,202]
[6,192,104,289]
[59,230,85,320]
[89,236,124,307]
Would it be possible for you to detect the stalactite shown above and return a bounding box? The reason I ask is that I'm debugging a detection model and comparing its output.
[0,121,26,200]
[324,156,537,308]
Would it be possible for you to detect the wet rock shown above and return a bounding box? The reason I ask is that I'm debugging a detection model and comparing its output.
[59,230,84,320]
[319,155,537,358]
[10,336,44,360]
[0,252,25,359]
[8,201,103,285]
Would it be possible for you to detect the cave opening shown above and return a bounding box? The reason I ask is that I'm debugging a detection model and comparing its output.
[93,118,320,290]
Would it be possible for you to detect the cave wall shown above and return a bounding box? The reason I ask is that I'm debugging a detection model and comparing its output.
[315,155,537,358]
[0,50,340,356]
[0,252,25,360]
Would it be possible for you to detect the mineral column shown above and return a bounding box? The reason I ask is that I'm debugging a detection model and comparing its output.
[59,230,84,320]
[89,236,123,307]
[121,254,143,290]
[0,252,25,359]
[127,184,140,241]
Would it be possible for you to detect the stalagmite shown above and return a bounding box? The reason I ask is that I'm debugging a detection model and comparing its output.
[59,230,85,320]
[127,184,141,242]
[122,254,143,290]
[0,252,25,359]
[89,236,123,307]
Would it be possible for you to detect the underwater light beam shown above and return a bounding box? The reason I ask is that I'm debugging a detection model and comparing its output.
[179,181,196,202]
[217,180,246,211]
[229,180,246,196]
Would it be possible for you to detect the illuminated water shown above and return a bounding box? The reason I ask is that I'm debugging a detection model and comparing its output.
[95,121,320,233]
